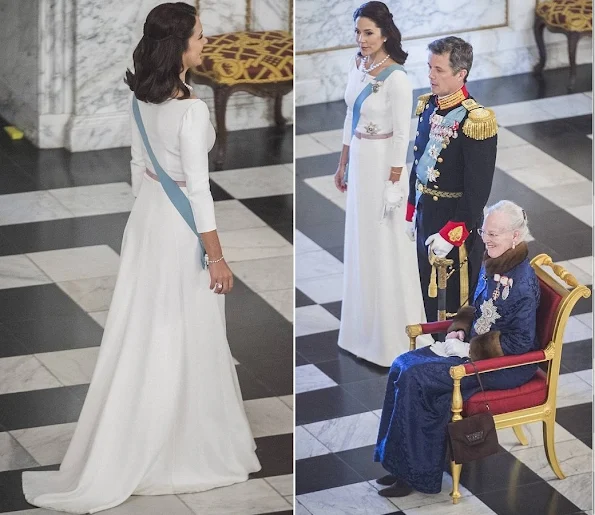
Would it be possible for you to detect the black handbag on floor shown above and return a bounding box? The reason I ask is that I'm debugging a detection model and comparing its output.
[447,360,499,464]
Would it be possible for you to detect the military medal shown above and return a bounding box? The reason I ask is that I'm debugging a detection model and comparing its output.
[492,274,501,300]
[502,277,513,300]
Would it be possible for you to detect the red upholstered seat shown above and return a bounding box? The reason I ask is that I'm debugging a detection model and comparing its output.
[463,369,548,416]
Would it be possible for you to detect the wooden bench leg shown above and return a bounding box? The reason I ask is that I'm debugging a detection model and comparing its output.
[533,15,547,77]
[274,93,286,128]
[567,31,581,92]
[213,86,231,170]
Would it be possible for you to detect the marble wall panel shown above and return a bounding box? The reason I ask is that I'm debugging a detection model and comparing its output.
[252,0,292,32]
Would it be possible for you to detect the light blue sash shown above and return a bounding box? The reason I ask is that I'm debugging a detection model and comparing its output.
[132,96,206,269]
[415,105,467,206]
[345,63,406,183]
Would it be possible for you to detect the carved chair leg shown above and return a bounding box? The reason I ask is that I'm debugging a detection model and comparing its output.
[533,16,547,76]
[566,32,581,92]
[543,419,565,479]
[450,461,463,504]
[450,375,463,503]
[513,425,529,446]
[213,86,231,171]
[274,93,286,127]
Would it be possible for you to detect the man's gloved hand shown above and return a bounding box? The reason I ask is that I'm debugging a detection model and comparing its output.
[381,181,404,219]
[444,338,470,358]
[405,220,415,242]
[425,233,454,258]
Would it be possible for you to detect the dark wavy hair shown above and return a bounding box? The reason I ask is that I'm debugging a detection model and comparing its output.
[125,2,197,104]
[353,1,408,65]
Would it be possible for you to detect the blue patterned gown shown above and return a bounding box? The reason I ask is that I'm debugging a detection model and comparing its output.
[374,246,540,493]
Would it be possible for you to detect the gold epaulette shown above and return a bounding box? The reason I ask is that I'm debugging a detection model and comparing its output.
[461,98,498,140]
[415,93,432,116]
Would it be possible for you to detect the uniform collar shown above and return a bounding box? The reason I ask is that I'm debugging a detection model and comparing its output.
[436,85,469,110]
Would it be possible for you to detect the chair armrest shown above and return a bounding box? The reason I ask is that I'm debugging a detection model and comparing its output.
[407,321,451,338]
[461,350,547,375]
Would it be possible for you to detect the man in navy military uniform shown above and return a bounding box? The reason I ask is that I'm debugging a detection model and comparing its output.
[406,36,497,331]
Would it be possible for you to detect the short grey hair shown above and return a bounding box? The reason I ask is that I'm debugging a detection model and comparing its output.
[428,36,473,82]
[485,200,530,242]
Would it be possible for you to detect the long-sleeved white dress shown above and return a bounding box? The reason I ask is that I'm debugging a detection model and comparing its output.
[337,58,432,367]
[22,96,261,514]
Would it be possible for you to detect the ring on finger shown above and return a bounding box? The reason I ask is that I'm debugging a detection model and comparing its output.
[215,283,223,290]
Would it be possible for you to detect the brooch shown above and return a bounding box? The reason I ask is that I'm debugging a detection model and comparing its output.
[371,81,383,93]
[474,298,501,335]
[363,122,379,135]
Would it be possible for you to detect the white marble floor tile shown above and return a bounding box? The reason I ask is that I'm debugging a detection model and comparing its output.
[296,501,313,515]
[574,369,593,386]
[585,91,593,98]
[0,255,52,289]
[35,347,99,386]
[491,101,553,127]
[367,472,473,510]
[547,471,592,512]
[0,191,73,226]
[549,260,592,290]
[402,494,496,514]
[258,289,293,322]
[295,305,340,337]
[297,481,401,515]
[535,181,593,210]
[511,437,592,481]
[10,423,77,466]
[229,255,293,292]
[496,144,568,172]
[89,310,109,328]
[497,421,576,453]
[279,394,293,410]
[563,316,592,344]
[0,355,62,395]
[243,397,293,438]
[496,127,528,149]
[555,372,593,408]
[265,474,293,497]
[211,165,293,199]
[296,134,335,159]
[296,230,323,255]
[295,364,338,394]
[296,249,343,280]
[0,431,38,472]
[567,204,594,227]
[57,275,117,313]
[303,411,380,453]
[295,426,330,460]
[574,311,593,329]
[27,245,120,282]
[310,129,345,153]
[296,273,343,304]
[506,163,587,190]
[179,478,291,515]
[214,200,268,232]
[568,256,593,278]
[218,227,293,262]
[48,183,135,217]
[102,494,195,515]
[535,93,594,119]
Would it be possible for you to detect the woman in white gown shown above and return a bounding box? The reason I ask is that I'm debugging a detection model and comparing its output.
[23,4,260,513]
[335,2,431,367]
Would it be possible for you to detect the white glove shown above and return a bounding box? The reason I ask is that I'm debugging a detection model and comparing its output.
[405,220,415,242]
[425,233,454,258]
[444,338,470,358]
[429,340,450,357]
[381,181,404,219]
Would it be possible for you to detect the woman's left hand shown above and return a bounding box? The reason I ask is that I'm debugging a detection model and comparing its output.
[208,260,234,294]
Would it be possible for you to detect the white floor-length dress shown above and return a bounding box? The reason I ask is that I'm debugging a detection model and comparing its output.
[22,96,261,514]
[337,58,432,367]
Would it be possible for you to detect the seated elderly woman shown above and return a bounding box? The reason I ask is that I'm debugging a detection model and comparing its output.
[373,200,540,497]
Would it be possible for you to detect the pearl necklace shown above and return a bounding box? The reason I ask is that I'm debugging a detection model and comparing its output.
[360,54,390,81]
[183,81,193,91]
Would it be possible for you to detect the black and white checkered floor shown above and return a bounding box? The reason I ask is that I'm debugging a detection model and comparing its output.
[0,120,294,514]
[295,65,593,515]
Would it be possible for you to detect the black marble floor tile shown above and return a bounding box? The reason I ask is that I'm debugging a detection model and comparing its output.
[0,162,37,194]
[2,311,103,355]
[0,464,59,513]
[296,152,342,180]
[296,452,362,495]
[209,178,234,201]
[0,284,88,323]
[236,365,276,401]
[316,353,389,385]
[0,212,130,255]
[296,352,310,366]
[0,324,29,358]
[528,208,590,245]
[545,229,592,262]
[571,288,592,316]
[476,478,583,515]
[241,194,293,228]
[325,244,345,262]
[341,376,390,412]
[565,114,593,134]
[298,221,345,255]
[296,330,340,364]
[335,445,387,482]
[296,180,345,228]
[321,301,342,320]
[226,279,293,397]
[296,288,315,307]
[272,223,293,243]
[251,433,293,480]
[561,339,593,373]
[296,386,368,425]
[526,240,564,263]
[211,125,293,170]
[0,386,85,431]
[556,403,592,449]
[296,102,346,135]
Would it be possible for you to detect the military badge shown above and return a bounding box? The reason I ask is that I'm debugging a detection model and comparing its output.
[474,298,501,335]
